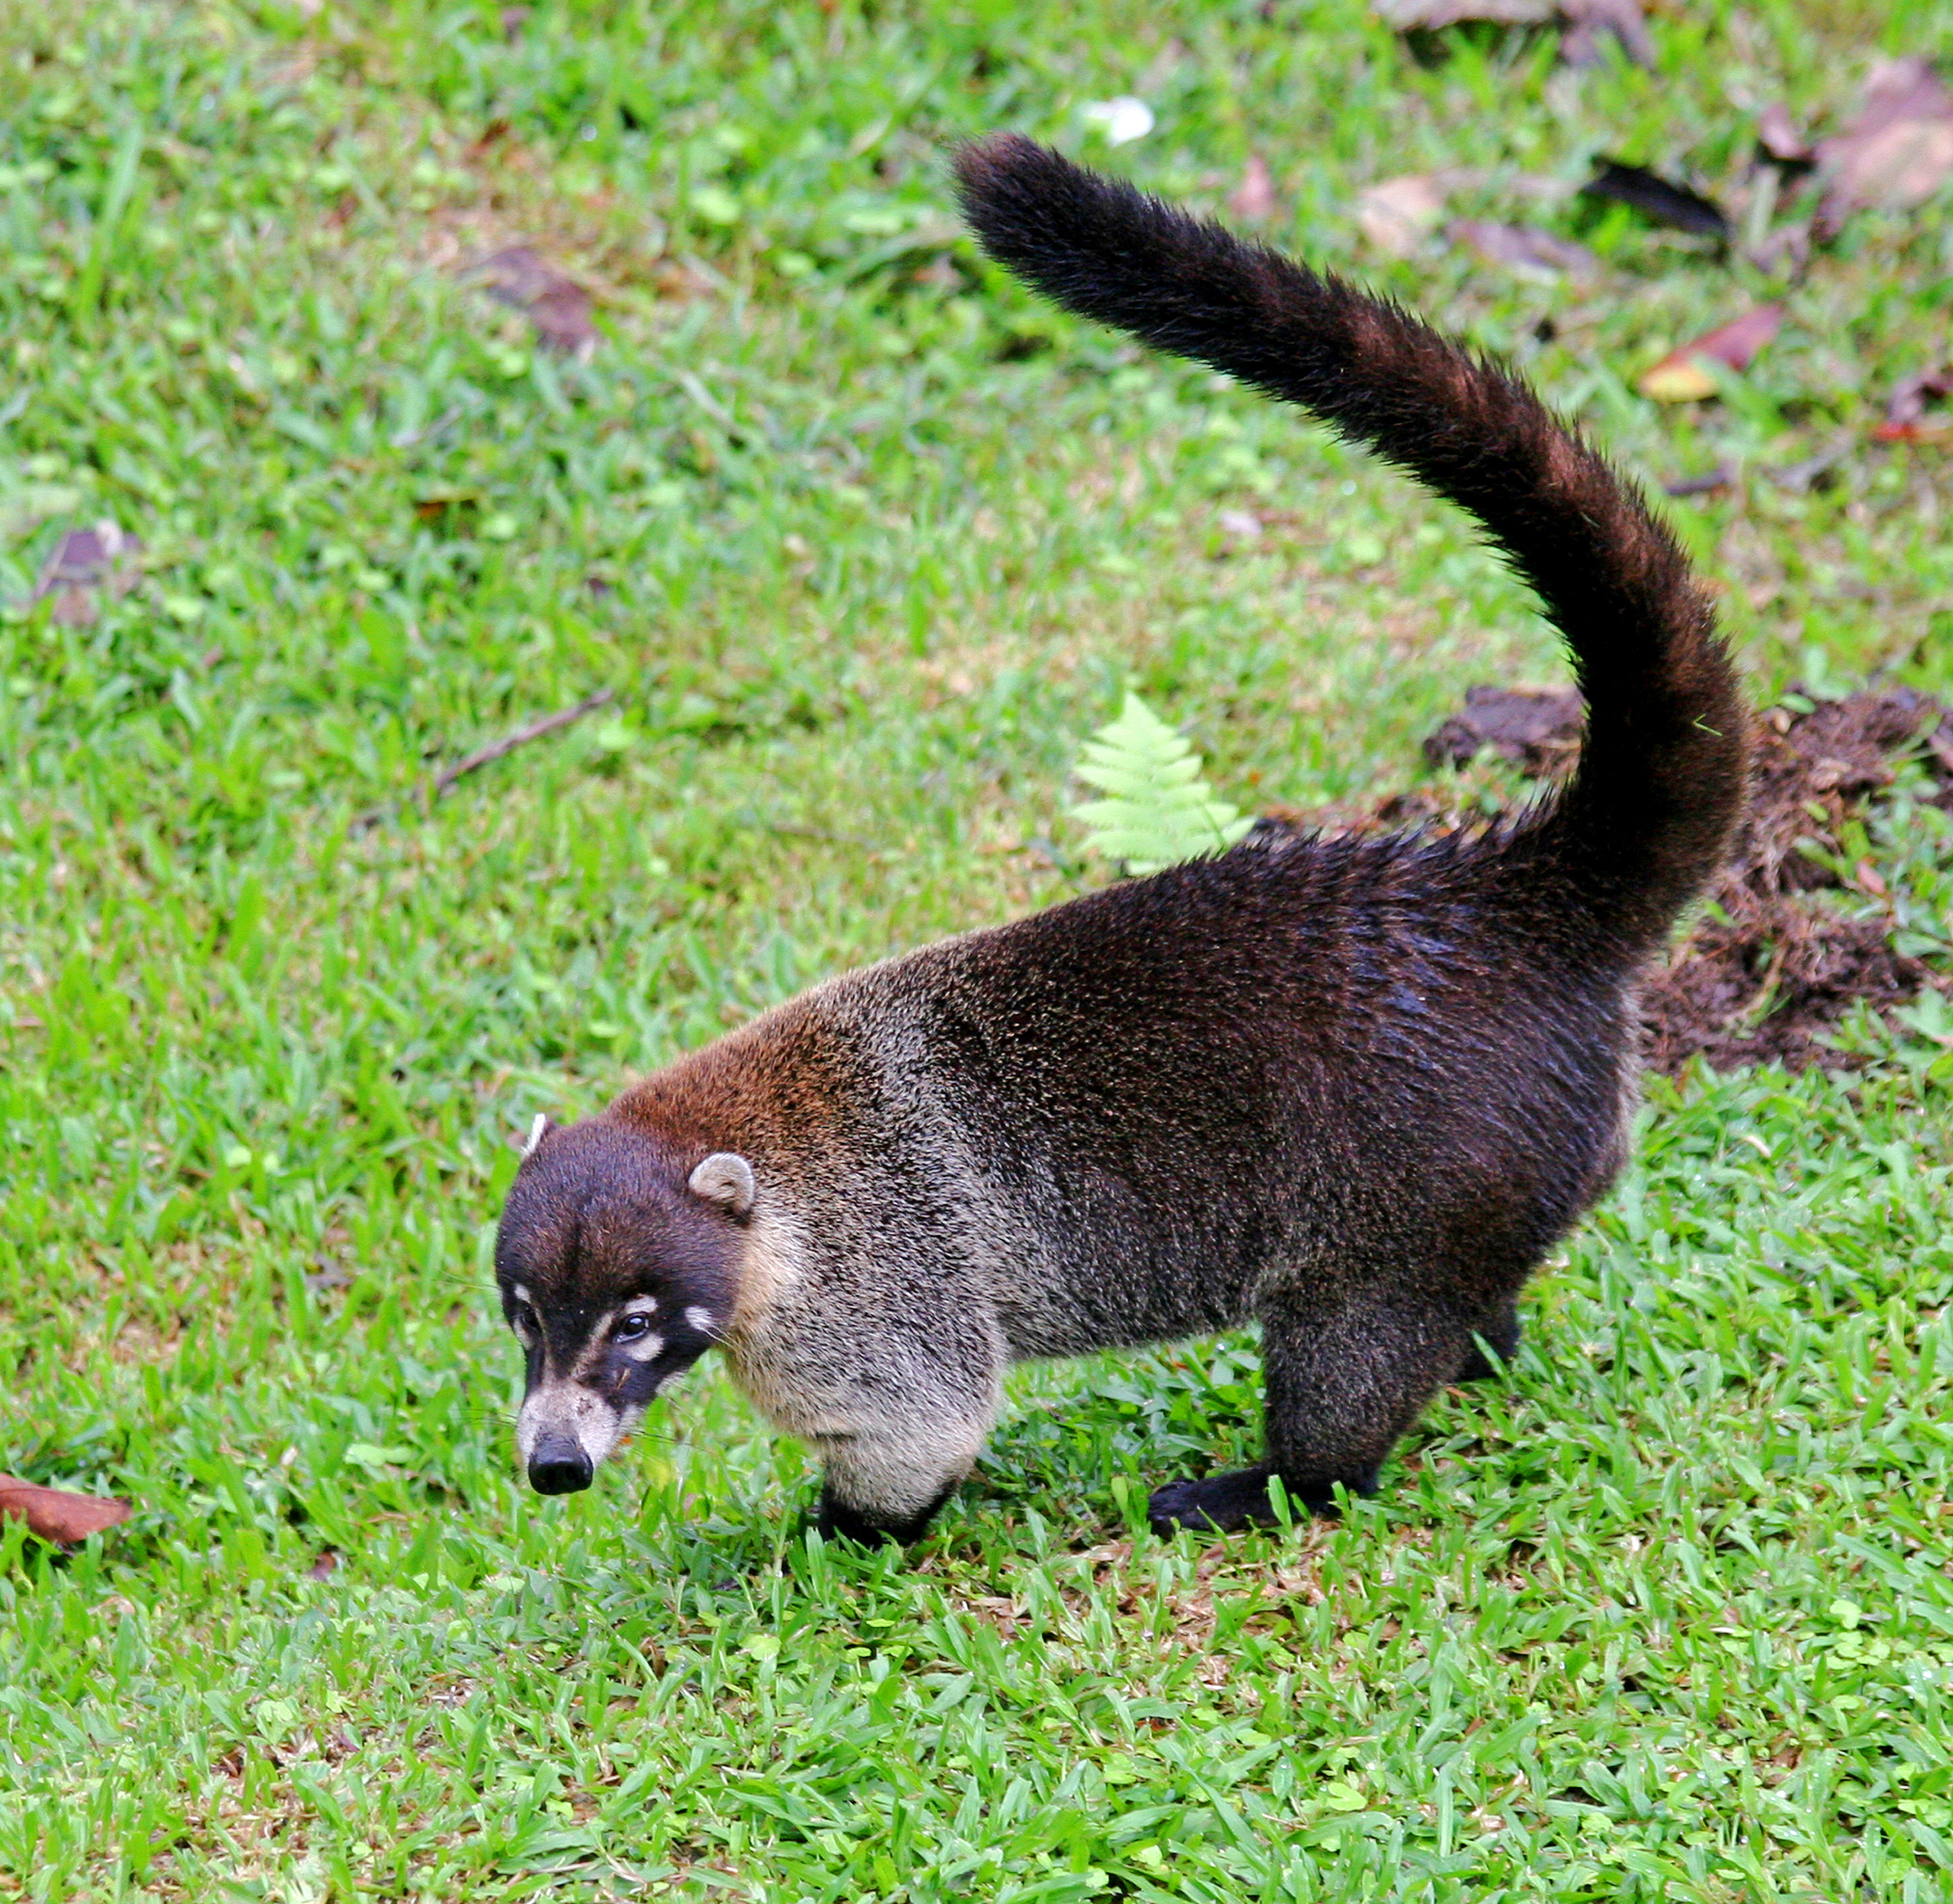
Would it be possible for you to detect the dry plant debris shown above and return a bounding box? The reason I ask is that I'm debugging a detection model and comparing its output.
[460,244,599,357]
[1389,689,1953,1073]
[1814,57,1953,239]
[32,520,143,626]
[1421,685,1584,776]
[1228,155,1277,223]
[1640,689,1951,1074]
[1448,218,1599,280]
[1371,0,1650,65]
[1876,366,1953,443]
[1359,175,1450,257]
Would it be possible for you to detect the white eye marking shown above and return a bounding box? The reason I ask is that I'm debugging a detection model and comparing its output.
[622,1295,658,1317]
[685,1306,716,1335]
[563,1312,617,1381]
[617,1331,664,1363]
[521,1113,548,1159]
[508,1284,538,1342]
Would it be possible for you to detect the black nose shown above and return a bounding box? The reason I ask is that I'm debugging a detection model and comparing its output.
[528,1437,594,1495]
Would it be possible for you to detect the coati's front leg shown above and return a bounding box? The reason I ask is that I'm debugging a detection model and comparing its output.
[810,1402,996,1547]
[1147,1288,1482,1536]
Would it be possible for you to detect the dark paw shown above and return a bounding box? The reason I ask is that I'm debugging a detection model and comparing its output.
[1147,1466,1372,1535]
[812,1484,954,1549]
[1147,1467,1278,1537]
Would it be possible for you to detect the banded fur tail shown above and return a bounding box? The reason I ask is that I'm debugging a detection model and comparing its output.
[953,133,1747,957]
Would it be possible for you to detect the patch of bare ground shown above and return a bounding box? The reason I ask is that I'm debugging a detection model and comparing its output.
[1641,689,1951,1071]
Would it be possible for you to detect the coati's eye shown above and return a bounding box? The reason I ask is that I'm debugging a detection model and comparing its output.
[613,1312,655,1345]
[509,1300,538,1339]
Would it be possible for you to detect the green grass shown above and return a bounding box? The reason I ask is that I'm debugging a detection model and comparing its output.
[3,0,1953,1897]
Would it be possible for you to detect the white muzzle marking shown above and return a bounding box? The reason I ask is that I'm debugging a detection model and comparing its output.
[516,1380,635,1466]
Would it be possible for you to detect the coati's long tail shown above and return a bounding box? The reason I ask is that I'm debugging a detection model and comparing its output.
[954,134,1747,957]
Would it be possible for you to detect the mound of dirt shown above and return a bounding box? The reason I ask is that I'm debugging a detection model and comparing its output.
[1271,686,1952,1072]
[1639,688,1951,1072]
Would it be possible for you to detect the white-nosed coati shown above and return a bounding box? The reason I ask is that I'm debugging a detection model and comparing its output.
[494,134,1748,1543]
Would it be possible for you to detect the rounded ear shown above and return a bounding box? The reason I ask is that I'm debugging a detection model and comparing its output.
[688,1152,756,1219]
[519,1113,554,1159]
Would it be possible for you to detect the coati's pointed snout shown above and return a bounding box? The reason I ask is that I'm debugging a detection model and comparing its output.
[528,1435,595,1495]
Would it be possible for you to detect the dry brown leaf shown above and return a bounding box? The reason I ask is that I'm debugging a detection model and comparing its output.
[1756,102,1814,166]
[0,1475,133,1543]
[1559,0,1653,69]
[462,245,598,357]
[1816,57,1953,238]
[1637,304,1783,402]
[1358,176,1448,257]
[1228,155,1277,223]
[1448,218,1600,279]
[1875,365,1953,442]
[33,520,142,627]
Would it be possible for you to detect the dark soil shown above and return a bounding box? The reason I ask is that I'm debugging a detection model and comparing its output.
[1637,688,1951,1072]
[1273,686,1953,1072]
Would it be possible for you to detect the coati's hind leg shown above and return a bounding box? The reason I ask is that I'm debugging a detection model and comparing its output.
[1147,1287,1481,1536]
[1456,1297,1522,1384]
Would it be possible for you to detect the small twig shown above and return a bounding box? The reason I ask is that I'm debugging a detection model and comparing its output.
[390,402,469,450]
[351,689,614,833]
[433,688,614,797]
[771,824,879,849]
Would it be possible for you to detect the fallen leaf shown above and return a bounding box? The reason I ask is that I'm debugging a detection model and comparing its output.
[1756,102,1815,168]
[0,1475,133,1543]
[1874,365,1953,442]
[1816,57,1953,239]
[1637,304,1783,403]
[1359,176,1448,257]
[462,245,597,357]
[1581,159,1728,239]
[1372,0,1551,25]
[1771,442,1848,493]
[412,489,483,525]
[1228,155,1277,222]
[1559,0,1653,68]
[1448,218,1600,279]
[1425,686,1585,775]
[1745,222,1812,280]
[467,117,513,163]
[33,520,143,626]
[1663,464,1735,498]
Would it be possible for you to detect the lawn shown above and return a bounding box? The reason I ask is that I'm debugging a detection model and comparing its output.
[3,0,1953,1897]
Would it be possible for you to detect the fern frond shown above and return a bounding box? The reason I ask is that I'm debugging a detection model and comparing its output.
[1071,693,1253,876]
